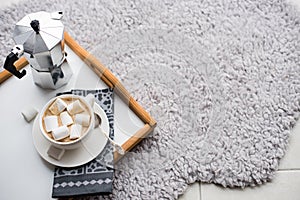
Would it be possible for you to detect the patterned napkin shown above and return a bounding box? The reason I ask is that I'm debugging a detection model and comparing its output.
[52,88,114,198]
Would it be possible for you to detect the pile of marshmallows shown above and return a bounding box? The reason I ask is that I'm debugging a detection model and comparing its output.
[44,98,90,141]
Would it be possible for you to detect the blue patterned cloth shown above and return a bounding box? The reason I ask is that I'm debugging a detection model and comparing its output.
[52,89,114,198]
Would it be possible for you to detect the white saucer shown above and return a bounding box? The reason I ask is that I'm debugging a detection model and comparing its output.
[32,104,109,168]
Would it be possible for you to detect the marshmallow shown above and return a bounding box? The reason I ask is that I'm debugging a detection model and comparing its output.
[85,94,95,107]
[74,113,91,126]
[60,111,73,126]
[67,100,85,115]
[49,98,67,115]
[21,106,38,122]
[47,145,65,160]
[44,116,59,132]
[51,125,69,141]
[70,124,82,139]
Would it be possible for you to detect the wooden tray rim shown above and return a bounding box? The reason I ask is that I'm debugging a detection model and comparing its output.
[0,31,157,162]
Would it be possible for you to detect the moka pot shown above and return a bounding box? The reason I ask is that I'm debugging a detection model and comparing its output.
[3,11,72,89]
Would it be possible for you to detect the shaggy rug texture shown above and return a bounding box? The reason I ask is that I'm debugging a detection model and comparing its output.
[1,0,300,199]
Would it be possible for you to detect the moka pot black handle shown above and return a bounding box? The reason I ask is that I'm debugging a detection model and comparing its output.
[3,52,26,79]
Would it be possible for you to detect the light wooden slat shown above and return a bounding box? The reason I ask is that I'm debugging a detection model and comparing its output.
[64,32,114,88]
[114,124,155,162]
[64,32,157,127]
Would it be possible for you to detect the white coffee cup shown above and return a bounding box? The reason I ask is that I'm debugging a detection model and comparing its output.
[39,94,95,160]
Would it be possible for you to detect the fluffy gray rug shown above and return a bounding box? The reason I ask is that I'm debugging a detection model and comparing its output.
[1,0,300,199]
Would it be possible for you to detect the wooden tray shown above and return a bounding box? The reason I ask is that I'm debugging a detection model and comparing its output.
[0,32,157,162]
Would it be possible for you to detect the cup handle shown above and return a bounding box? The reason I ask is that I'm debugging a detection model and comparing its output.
[47,145,65,160]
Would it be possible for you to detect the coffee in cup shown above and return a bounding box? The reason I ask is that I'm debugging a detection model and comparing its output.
[39,94,95,153]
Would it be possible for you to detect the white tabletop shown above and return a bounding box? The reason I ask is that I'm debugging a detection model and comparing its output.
[0,45,144,199]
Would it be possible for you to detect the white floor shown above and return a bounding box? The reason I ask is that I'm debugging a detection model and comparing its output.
[1,0,300,200]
